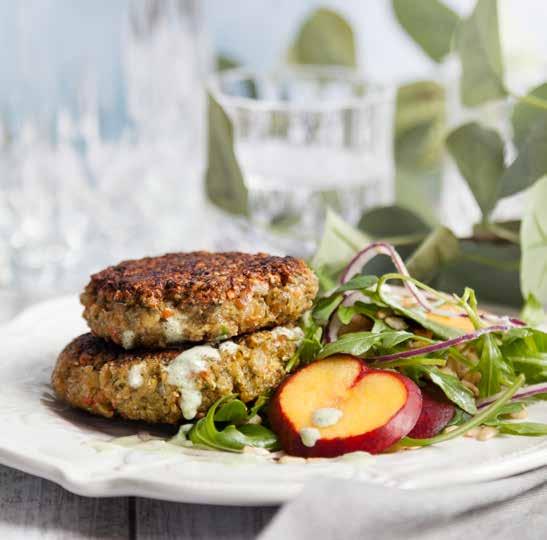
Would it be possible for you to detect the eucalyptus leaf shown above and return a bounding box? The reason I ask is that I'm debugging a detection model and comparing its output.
[456,0,506,106]
[318,330,414,359]
[358,205,430,240]
[394,81,445,223]
[499,119,547,199]
[288,8,356,67]
[446,122,505,219]
[205,93,248,216]
[521,176,547,304]
[520,294,546,328]
[392,0,460,62]
[511,83,547,151]
[406,227,460,284]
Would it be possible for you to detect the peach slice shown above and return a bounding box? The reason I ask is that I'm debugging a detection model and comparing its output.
[269,355,422,457]
[407,386,455,439]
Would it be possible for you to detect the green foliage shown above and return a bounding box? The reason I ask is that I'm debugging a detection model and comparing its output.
[393,81,445,223]
[288,8,356,67]
[358,205,430,241]
[189,396,279,452]
[392,0,460,62]
[312,208,370,279]
[520,294,546,327]
[511,83,547,151]
[500,118,547,199]
[456,0,507,106]
[318,330,414,359]
[205,93,248,216]
[446,122,505,219]
[520,176,547,304]
[406,227,460,284]
[495,422,547,436]
[286,313,323,372]
[408,366,477,414]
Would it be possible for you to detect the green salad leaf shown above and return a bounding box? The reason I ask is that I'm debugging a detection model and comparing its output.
[475,333,515,398]
[189,396,279,453]
[495,422,547,437]
[455,0,506,106]
[312,275,378,325]
[407,366,477,415]
[318,330,414,359]
[286,312,323,372]
[392,0,459,62]
[501,327,547,383]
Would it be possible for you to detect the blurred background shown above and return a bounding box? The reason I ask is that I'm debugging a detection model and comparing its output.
[1,0,547,316]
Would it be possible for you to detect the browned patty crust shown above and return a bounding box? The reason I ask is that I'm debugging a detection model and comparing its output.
[52,327,302,424]
[81,251,318,348]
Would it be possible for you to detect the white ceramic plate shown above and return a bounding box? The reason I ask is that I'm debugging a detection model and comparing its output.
[0,296,546,506]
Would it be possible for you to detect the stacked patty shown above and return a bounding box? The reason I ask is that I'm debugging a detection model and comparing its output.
[52,252,318,424]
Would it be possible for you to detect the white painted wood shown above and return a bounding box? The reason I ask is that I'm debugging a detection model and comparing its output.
[0,465,129,540]
[134,498,276,540]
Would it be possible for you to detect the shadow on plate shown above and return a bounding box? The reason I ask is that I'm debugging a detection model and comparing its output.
[40,389,177,439]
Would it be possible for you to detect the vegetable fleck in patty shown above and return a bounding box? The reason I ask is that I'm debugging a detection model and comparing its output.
[51,327,303,424]
[81,251,318,349]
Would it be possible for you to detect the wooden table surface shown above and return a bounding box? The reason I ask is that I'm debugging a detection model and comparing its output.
[0,292,277,539]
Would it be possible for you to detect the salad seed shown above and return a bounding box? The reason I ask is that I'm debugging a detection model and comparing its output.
[278,455,306,464]
[464,427,481,438]
[509,408,528,420]
[477,427,498,441]
[462,380,480,397]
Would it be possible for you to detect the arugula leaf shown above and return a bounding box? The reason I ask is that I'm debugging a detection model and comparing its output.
[312,275,378,325]
[337,301,386,326]
[445,122,505,220]
[445,407,471,428]
[189,396,279,453]
[520,294,546,327]
[475,333,515,398]
[500,327,547,383]
[318,330,414,359]
[286,313,323,372]
[408,366,477,415]
[456,0,506,106]
[288,8,356,67]
[496,422,547,437]
[521,176,547,304]
[205,93,248,216]
[214,398,249,424]
[392,0,460,62]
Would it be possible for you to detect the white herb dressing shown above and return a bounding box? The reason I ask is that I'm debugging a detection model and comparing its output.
[312,407,343,428]
[161,315,186,343]
[165,345,220,420]
[271,326,305,342]
[299,427,321,448]
[127,362,145,389]
[219,341,239,355]
[121,330,136,349]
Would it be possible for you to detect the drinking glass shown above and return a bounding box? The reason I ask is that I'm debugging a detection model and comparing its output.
[0,0,208,295]
[211,66,395,254]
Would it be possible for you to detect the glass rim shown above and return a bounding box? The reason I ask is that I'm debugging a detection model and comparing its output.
[208,65,395,112]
